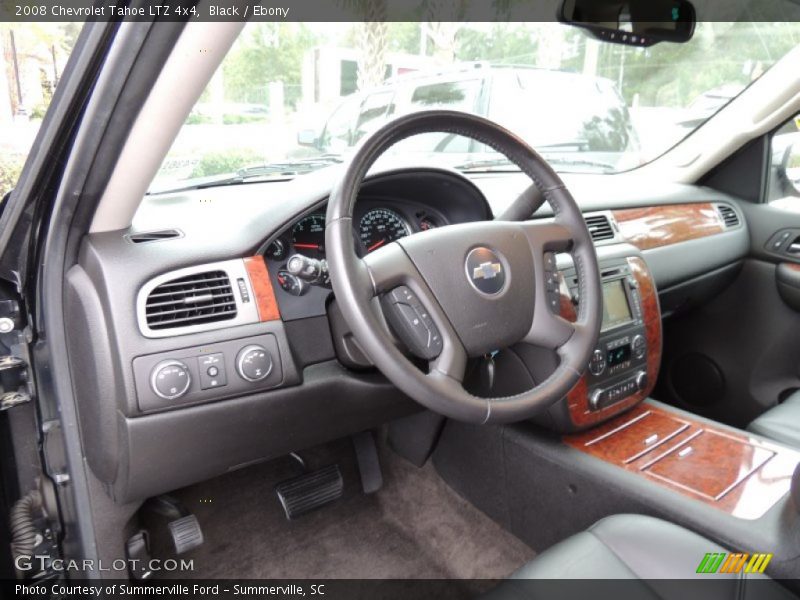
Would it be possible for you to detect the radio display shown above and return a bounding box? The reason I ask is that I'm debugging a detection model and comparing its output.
[601,279,633,330]
[608,344,631,366]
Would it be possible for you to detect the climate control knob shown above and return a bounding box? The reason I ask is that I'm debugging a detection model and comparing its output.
[151,360,191,400]
[589,389,604,411]
[635,370,648,391]
[236,345,273,382]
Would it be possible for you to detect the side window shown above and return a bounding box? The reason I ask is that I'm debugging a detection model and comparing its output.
[0,25,80,200]
[768,114,800,209]
[353,91,394,144]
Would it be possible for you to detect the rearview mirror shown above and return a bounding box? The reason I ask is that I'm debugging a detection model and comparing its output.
[559,0,696,46]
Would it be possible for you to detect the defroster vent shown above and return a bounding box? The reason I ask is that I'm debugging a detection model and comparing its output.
[145,270,237,330]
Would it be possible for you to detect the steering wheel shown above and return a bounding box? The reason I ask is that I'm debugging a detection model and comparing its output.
[326,111,601,424]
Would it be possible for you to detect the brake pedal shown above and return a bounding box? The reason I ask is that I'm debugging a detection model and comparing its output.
[275,464,343,520]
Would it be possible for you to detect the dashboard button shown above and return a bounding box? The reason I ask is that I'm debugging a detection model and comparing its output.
[199,353,227,390]
[588,348,606,376]
[632,334,646,359]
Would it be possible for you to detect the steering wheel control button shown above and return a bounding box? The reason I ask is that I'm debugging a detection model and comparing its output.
[151,360,192,400]
[465,247,506,296]
[381,286,443,360]
[237,345,273,382]
[542,252,562,313]
[588,348,607,376]
[199,353,227,390]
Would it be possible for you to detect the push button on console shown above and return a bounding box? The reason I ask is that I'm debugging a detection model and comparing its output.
[199,353,227,390]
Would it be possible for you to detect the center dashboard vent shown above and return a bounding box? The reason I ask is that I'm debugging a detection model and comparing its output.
[716,204,740,228]
[145,270,237,330]
[584,214,615,242]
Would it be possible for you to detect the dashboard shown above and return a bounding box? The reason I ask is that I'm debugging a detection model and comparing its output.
[67,163,750,502]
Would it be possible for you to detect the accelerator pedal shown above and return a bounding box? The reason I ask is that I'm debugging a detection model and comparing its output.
[275,464,343,520]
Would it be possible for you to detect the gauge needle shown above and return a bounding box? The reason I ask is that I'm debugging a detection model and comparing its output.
[294,243,320,250]
[368,239,386,252]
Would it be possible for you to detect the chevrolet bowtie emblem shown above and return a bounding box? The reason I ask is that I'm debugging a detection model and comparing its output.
[472,262,503,280]
[465,247,506,295]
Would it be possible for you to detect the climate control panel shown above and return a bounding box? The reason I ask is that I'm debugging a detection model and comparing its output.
[133,333,283,412]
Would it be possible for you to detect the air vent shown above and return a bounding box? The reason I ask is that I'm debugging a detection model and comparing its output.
[716,204,740,228]
[584,214,615,242]
[145,270,237,330]
[127,229,183,244]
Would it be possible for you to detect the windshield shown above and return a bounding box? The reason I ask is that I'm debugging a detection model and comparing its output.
[151,21,800,193]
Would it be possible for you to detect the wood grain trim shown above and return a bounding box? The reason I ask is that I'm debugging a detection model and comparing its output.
[564,404,800,519]
[563,257,662,428]
[243,256,281,322]
[613,203,724,251]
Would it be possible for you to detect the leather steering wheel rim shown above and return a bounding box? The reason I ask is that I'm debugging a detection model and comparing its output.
[326,110,601,425]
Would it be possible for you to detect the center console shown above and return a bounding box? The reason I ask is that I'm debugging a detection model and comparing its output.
[551,255,662,431]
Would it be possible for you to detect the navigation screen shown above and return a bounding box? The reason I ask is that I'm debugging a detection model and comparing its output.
[601,280,633,330]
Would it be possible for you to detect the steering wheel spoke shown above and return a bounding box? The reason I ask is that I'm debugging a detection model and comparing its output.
[520,219,574,253]
[363,242,467,378]
[361,241,414,296]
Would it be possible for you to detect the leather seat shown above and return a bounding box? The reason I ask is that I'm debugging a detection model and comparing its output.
[748,391,800,447]
[484,514,793,599]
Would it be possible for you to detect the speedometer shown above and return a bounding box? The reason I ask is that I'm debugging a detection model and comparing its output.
[359,209,410,253]
[291,213,326,259]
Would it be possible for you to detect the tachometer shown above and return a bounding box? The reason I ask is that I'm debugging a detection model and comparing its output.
[359,208,410,253]
[291,213,326,259]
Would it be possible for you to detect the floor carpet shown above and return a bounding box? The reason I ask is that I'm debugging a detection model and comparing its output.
[155,438,534,582]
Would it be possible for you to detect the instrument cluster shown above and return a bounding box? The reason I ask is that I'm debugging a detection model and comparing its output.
[264,203,445,297]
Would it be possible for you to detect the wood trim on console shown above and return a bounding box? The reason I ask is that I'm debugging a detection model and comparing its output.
[243,256,281,322]
[564,403,800,519]
[613,203,724,251]
[563,257,662,428]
